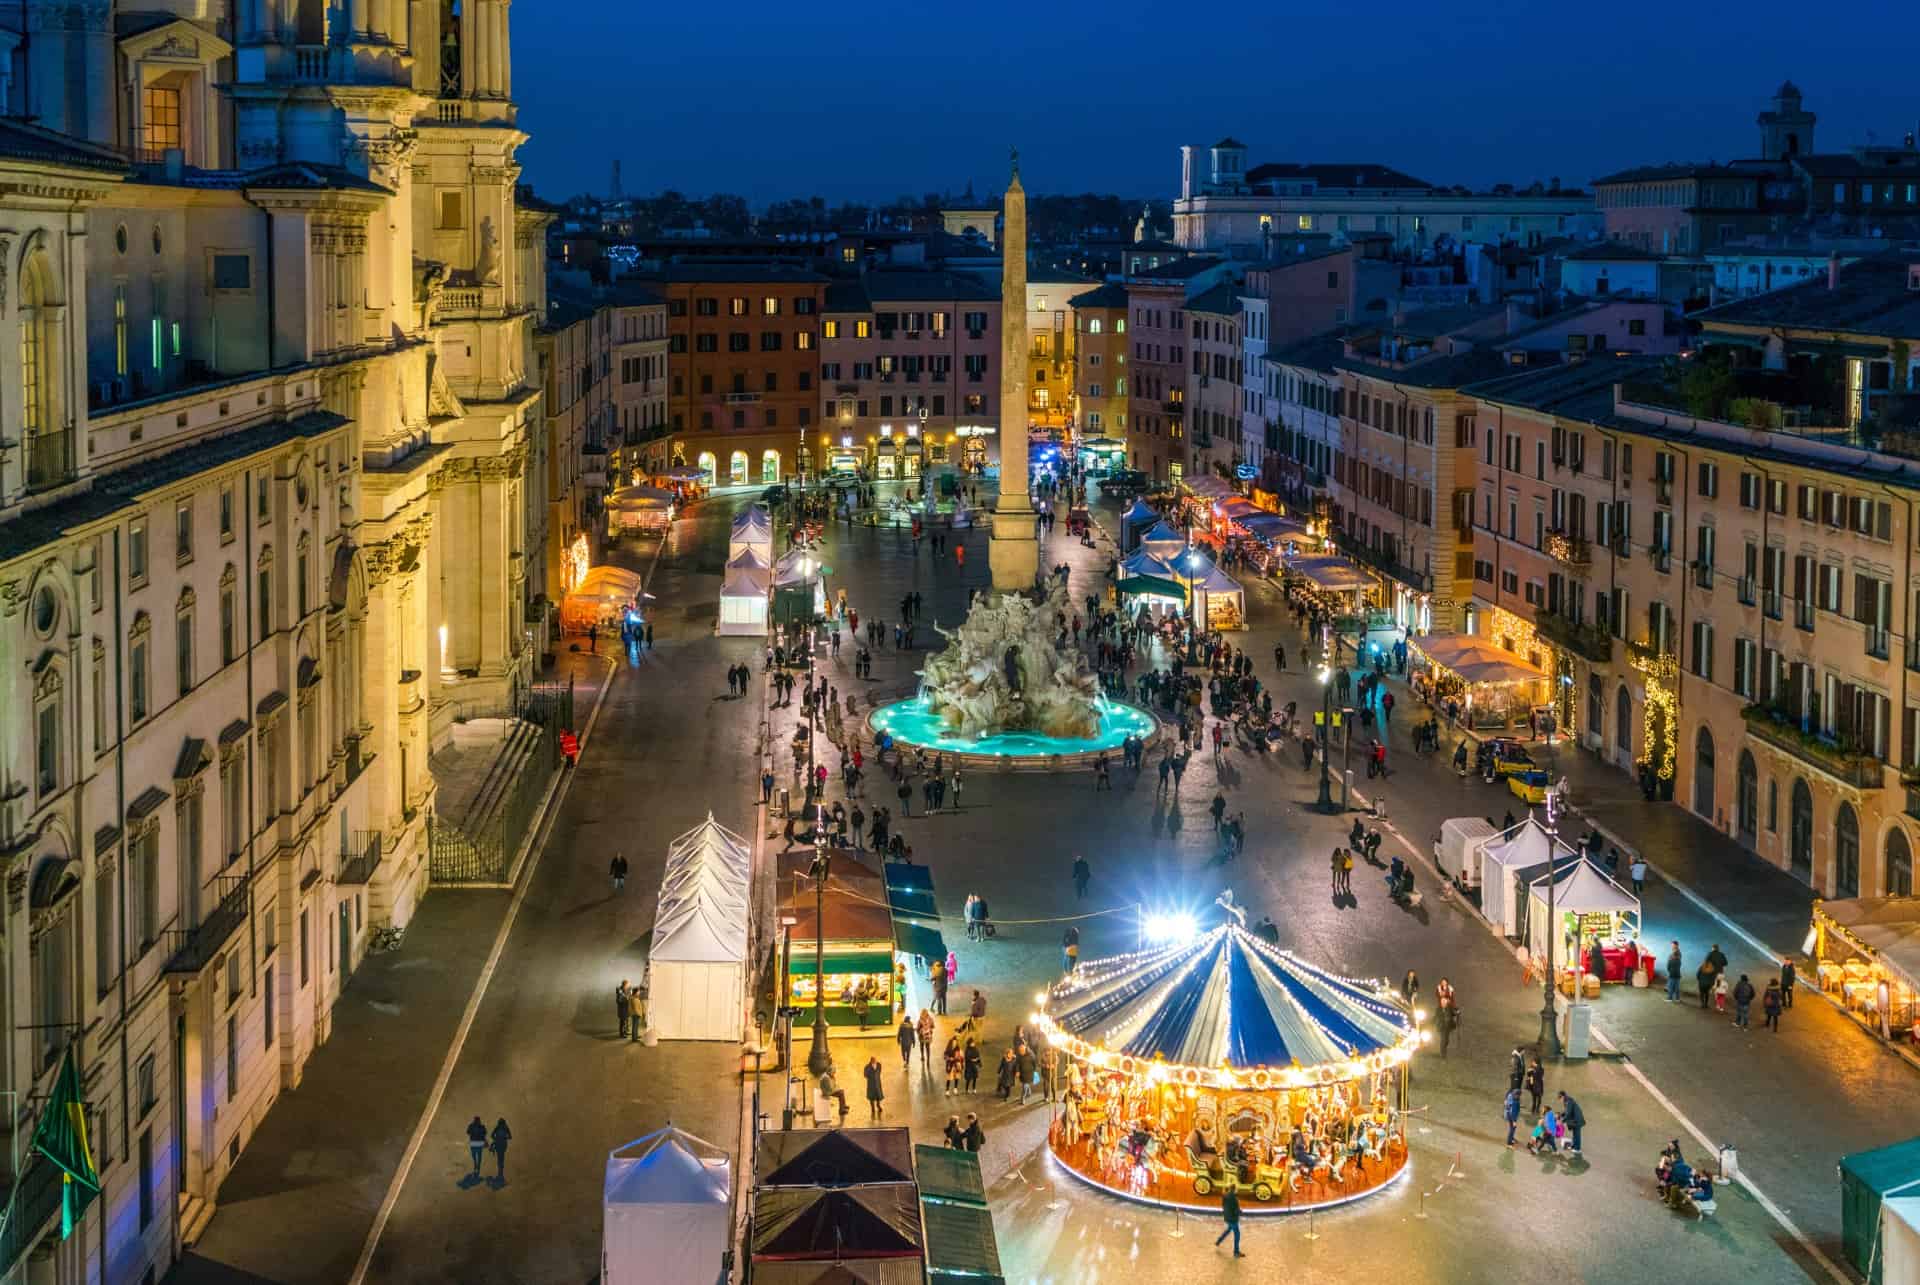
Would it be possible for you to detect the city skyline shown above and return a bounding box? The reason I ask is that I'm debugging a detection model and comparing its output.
[512,0,1914,204]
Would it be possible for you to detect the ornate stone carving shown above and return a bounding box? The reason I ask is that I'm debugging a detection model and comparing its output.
[0,580,20,617]
[0,233,12,312]
[150,33,200,59]
[6,865,27,913]
[920,580,1100,739]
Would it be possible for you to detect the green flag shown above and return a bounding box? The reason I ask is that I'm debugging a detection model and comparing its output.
[31,1049,98,1239]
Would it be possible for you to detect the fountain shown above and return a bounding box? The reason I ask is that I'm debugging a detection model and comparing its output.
[867,580,1157,764]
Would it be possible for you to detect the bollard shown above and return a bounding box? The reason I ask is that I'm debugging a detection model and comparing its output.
[1415,1189,1429,1220]
[1303,1205,1320,1241]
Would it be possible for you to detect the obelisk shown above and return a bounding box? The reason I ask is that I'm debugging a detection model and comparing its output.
[989,148,1039,591]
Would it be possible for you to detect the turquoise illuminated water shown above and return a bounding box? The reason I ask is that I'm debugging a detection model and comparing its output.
[868,695,1156,755]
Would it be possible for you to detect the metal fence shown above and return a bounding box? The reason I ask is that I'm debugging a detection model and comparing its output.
[427,677,572,885]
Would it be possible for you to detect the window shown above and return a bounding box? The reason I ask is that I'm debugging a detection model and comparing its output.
[1734,637,1757,698]
[264,964,275,1047]
[1691,619,1714,680]
[694,298,716,317]
[222,747,245,864]
[694,334,716,353]
[257,552,273,641]
[823,320,839,339]
[437,191,464,229]
[795,331,814,351]
[138,1130,153,1230]
[36,687,60,799]
[1697,461,1718,497]
[141,84,182,157]
[762,296,781,316]
[256,471,271,524]
[219,483,235,539]
[129,618,151,723]
[299,908,310,988]
[225,1013,236,1101]
[176,595,194,695]
[855,320,870,338]
[129,516,149,585]
[131,824,158,950]
[219,569,237,664]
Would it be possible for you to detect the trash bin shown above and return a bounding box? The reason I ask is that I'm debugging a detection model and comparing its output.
[1564,1001,1593,1059]
[1718,1145,1739,1180]
[778,787,790,817]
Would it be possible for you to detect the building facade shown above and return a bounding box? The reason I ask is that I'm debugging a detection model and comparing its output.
[1068,285,1130,460]
[609,287,672,479]
[1187,284,1243,480]
[1125,282,1189,486]
[0,1,543,1279]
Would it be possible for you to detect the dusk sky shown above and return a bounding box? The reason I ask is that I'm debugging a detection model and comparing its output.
[511,2,1914,207]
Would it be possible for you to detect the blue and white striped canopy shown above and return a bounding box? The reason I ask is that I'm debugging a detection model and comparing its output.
[1044,926,1415,1072]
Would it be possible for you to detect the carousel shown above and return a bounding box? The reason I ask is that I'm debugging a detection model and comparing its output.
[1034,902,1423,1214]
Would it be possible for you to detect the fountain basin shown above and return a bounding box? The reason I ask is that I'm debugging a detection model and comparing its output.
[867,695,1158,768]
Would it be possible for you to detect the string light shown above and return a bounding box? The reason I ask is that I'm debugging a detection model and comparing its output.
[1632,645,1678,781]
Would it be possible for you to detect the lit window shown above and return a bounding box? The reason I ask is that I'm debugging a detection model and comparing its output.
[823,320,839,339]
[141,85,182,160]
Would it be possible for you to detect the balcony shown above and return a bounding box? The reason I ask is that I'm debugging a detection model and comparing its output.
[24,429,74,492]
[1763,590,1783,620]
[338,831,383,886]
[1692,561,1714,590]
[1867,625,1891,661]
[1649,546,1672,574]
[1545,530,1591,569]
[724,392,762,404]
[1536,610,1614,664]
[1742,704,1885,790]
[1333,530,1432,593]
[164,875,250,975]
[1794,599,1814,631]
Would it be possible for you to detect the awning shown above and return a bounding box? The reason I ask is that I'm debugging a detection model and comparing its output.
[922,1199,1006,1283]
[882,863,939,919]
[1184,475,1234,500]
[1288,556,1371,592]
[1818,897,1920,994]
[892,920,947,962]
[1412,632,1546,685]
[1115,575,1186,599]
[788,950,894,976]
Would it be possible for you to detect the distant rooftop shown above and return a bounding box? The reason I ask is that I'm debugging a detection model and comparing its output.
[1699,253,1920,338]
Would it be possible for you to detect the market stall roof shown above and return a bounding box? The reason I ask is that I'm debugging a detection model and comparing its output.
[1239,512,1308,539]
[1287,555,1371,592]
[604,1126,731,1207]
[778,850,893,941]
[922,1200,1005,1284]
[608,485,675,510]
[668,813,751,874]
[1121,498,1158,527]
[1480,817,1574,874]
[1527,858,1639,914]
[1139,520,1187,552]
[913,1145,987,1206]
[1413,632,1546,685]
[1166,546,1218,580]
[1818,897,1920,992]
[1214,496,1261,519]
[663,465,707,480]
[881,863,938,919]
[1115,575,1186,600]
[569,564,644,605]
[732,505,772,533]
[1040,923,1416,1078]
[1184,475,1234,500]
[755,1127,914,1188]
[602,1127,731,1285]
[1119,548,1177,578]
[773,548,830,585]
[751,1264,925,1285]
[1084,436,1127,449]
[1192,564,1242,594]
[749,1185,923,1260]
[727,547,770,572]
[722,563,772,596]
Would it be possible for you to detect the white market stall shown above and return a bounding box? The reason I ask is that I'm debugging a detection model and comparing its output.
[1523,859,1645,988]
[1138,520,1188,562]
[608,485,677,535]
[1478,817,1583,936]
[1881,1196,1920,1285]
[718,548,771,637]
[1119,498,1159,552]
[563,565,645,634]
[648,815,750,1042]
[1181,554,1245,631]
[602,1126,731,1285]
[729,506,775,561]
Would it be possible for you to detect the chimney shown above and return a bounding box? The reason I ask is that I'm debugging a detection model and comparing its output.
[1828,251,1841,291]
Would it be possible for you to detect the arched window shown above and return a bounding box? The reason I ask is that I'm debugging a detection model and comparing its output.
[1790,779,1814,880]
[1692,725,1716,818]
[729,451,748,486]
[1615,685,1632,755]
[761,450,781,484]
[696,452,717,486]
[1836,802,1860,897]
[1735,750,1758,847]
[19,246,67,490]
[29,856,78,1071]
[1888,827,1914,897]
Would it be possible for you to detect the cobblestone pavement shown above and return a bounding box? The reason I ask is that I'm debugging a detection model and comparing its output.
[171,482,1913,1283]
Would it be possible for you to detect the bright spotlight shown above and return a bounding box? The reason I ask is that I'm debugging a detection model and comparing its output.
[1145,912,1198,945]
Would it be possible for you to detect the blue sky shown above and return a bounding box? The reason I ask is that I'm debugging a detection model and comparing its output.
[510,0,1914,206]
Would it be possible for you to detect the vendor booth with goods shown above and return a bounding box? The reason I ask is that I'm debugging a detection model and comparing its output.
[717,548,771,637]
[601,1126,731,1285]
[1810,897,1920,1041]
[1035,909,1421,1214]
[1408,632,1548,732]
[606,485,677,536]
[779,849,900,1035]
[562,564,644,634]
[648,815,751,1041]
[1520,858,1647,991]
[1179,551,1246,632]
[1476,817,1582,936]
[1284,555,1372,621]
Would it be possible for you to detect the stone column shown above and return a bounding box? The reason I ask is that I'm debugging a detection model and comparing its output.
[989,151,1038,591]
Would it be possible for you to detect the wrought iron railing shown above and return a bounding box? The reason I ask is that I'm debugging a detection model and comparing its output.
[164,875,249,974]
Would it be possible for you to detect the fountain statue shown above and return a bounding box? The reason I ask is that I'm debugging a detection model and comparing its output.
[918,580,1100,739]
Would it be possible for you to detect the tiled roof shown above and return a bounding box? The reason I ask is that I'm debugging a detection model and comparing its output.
[630,263,828,285]
[1591,162,1747,186]
[1266,333,1348,374]
[1069,283,1129,309]
[1336,344,1511,389]
[1697,253,1920,338]
[1792,153,1920,179]
[0,119,128,174]
[1187,282,1240,315]
[1565,242,1666,262]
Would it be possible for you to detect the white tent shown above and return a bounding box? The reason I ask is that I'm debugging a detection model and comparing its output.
[563,565,645,633]
[650,814,750,1041]
[1478,817,1580,935]
[1524,858,1641,964]
[608,485,676,534]
[1139,520,1187,560]
[1189,562,1245,631]
[1882,1196,1920,1285]
[719,548,771,636]
[729,506,774,561]
[602,1126,731,1285]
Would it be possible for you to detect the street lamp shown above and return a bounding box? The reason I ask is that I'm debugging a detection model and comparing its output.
[1537,780,1567,1058]
[805,838,836,1078]
[1316,665,1336,813]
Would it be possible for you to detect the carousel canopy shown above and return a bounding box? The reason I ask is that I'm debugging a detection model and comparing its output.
[1041,925,1415,1080]
[1414,633,1544,685]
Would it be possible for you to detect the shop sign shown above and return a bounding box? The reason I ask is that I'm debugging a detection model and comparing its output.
[1236,464,1259,480]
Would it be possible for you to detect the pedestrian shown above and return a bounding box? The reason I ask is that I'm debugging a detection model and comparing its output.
[1503,1087,1521,1147]
[864,1055,886,1121]
[1629,854,1647,895]
[1401,969,1420,1007]
[1732,973,1755,1027]
[898,1015,917,1068]
[898,778,912,817]
[1665,941,1683,1002]
[467,1116,488,1176]
[1062,925,1080,974]
[944,1114,966,1149]
[963,1039,982,1092]
[1214,1183,1244,1256]
[1041,1044,1058,1101]
[1330,848,1343,894]
[1340,848,1353,895]
[616,979,631,1039]
[1525,1055,1545,1116]
[1157,754,1172,793]
[644,622,653,648]
[996,1048,1018,1100]
[1508,1048,1526,1096]
[917,1008,935,1069]
[1072,853,1091,899]
[1696,960,1714,1009]
[944,1040,963,1095]
[1016,1041,1038,1104]
[610,853,628,892]
[489,1118,512,1181]
[761,770,775,804]
[931,959,948,1015]
[1762,979,1783,1032]
[1556,1092,1585,1155]
[588,623,598,652]
[629,979,647,1041]
[1780,955,1797,1008]
[961,1112,985,1152]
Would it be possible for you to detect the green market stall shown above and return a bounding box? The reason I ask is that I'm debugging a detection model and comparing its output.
[781,849,899,1032]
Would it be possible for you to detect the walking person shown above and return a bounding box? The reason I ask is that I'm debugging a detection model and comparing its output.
[467,1116,488,1176]
[898,1015,917,1068]
[616,979,631,1039]
[963,1039,982,1092]
[1556,1092,1585,1156]
[1665,941,1683,1002]
[1016,1042,1038,1105]
[917,1009,935,1070]
[1214,1184,1245,1257]
[489,1118,513,1182]
[1340,848,1353,895]
[1732,974,1756,1028]
[1629,853,1647,895]
[1072,853,1091,899]
[996,1048,1018,1101]
[864,1055,886,1121]
[610,853,628,892]
[1525,1055,1546,1116]
[1780,955,1797,1008]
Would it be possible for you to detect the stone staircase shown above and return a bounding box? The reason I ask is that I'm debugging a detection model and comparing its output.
[179,1191,216,1247]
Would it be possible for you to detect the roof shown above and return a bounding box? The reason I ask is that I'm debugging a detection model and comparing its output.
[1840,1136,1920,1196]
[631,263,828,285]
[755,1128,913,1188]
[861,270,999,303]
[1069,283,1129,309]
[1591,162,1750,186]
[1245,161,1431,191]
[0,409,349,568]
[1793,152,1920,179]
[1213,137,1247,149]
[1266,333,1348,374]
[1129,256,1226,282]
[1697,253,1920,339]
[1463,354,1660,415]
[1565,242,1667,262]
[0,119,129,175]
[1337,344,1511,389]
[750,1185,922,1260]
[1187,281,1240,316]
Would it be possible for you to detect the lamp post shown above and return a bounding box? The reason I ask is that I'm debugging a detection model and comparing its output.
[805,839,836,1077]
[1537,779,1566,1058]
[1316,665,1335,813]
